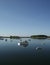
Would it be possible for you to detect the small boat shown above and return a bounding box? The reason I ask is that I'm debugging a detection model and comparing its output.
[18,40,28,47]
[5,39,7,41]
[20,40,28,44]
[36,47,42,50]
[0,38,4,40]
[18,43,20,46]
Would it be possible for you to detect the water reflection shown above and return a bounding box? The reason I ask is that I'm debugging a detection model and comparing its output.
[20,39,22,41]
[0,38,50,65]
[0,38,4,40]
[10,39,13,42]
[5,39,7,41]
[43,43,46,45]
[18,40,29,47]
[28,39,31,41]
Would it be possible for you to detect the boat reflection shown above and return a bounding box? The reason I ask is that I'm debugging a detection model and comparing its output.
[18,40,29,47]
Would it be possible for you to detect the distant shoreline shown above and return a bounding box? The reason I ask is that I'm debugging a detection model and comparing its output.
[0,35,50,39]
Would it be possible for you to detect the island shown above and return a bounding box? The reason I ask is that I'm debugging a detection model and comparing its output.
[10,36,20,39]
[30,35,48,39]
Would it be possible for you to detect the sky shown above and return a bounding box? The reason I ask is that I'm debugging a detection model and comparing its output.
[0,0,50,36]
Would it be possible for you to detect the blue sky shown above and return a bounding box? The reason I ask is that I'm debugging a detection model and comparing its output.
[0,0,50,36]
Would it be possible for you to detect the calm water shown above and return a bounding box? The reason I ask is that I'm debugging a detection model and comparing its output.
[0,38,50,65]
